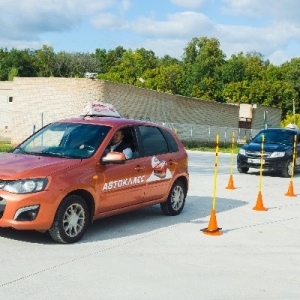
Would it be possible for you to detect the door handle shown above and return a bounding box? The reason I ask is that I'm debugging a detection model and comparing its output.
[135,165,145,171]
[167,159,174,166]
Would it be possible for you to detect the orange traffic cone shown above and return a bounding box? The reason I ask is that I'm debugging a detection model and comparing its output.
[201,209,222,235]
[226,174,236,190]
[285,181,297,197]
[253,191,268,211]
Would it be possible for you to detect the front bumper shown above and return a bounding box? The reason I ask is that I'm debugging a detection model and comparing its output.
[0,190,59,231]
[237,154,287,171]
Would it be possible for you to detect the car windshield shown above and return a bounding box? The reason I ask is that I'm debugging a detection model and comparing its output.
[252,130,296,146]
[13,122,111,159]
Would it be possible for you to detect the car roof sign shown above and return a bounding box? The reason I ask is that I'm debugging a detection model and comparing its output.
[81,102,121,118]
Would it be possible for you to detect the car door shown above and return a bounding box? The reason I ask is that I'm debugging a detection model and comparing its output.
[97,126,146,213]
[136,125,177,202]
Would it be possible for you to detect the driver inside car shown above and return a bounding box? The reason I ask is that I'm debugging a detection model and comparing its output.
[106,129,132,159]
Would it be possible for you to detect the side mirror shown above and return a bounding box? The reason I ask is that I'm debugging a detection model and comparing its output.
[101,151,126,164]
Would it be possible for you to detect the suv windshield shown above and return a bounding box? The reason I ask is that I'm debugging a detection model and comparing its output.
[13,122,111,158]
[252,130,296,146]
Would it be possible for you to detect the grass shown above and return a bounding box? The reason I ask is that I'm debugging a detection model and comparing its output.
[0,142,14,152]
[183,141,242,154]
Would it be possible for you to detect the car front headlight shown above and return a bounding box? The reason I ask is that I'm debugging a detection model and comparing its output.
[2,178,48,194]
[238,149,246,155]
[270,152,285,158]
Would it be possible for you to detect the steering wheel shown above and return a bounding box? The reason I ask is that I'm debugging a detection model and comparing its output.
[83,145,95,151]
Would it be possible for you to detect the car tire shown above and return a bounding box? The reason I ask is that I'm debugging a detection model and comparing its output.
[282,160,293,178]
[237,166,249,173]
[160,180,186,216]
[49,195,90,244]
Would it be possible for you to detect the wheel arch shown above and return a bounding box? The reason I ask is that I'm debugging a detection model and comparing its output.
[174,175,188,194]
[65,189,95,224]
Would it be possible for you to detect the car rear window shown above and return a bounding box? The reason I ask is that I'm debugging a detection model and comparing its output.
[138,126,169,156]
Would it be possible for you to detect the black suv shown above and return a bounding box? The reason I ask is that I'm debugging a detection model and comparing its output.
[237,128,300,177]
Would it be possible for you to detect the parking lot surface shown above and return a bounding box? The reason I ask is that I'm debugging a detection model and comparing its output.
[1,151,300,299]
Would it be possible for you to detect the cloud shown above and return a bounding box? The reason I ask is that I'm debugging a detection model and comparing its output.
[217,20,300,61]
[0,0,115,39]
[120,0,132,12]
[0,0,299,65]
[222,0,300,23]
[170,0,206,9]
[91,13,129,30]
[123,2,300,64]
[132,12,214,38]
[143,38,188,58]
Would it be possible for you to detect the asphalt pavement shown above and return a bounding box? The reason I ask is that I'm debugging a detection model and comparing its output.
[0,151,300,300]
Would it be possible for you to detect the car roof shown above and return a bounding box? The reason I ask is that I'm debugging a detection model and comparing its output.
[52,116,166,130]
[260,128,300,133]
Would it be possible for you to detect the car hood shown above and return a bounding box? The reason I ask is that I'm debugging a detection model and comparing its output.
[243,142,290,152]
[0,153,82,180]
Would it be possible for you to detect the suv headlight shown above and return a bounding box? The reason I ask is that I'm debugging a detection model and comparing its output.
[2,178,48,194]
[270,152,285,158]
[238,149,246,155]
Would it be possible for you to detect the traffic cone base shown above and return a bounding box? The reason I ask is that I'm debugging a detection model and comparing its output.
[226,174,236,190]
[253,191,268,211]
[201,209,222,236]
[285,181,297,197]
[201,227,223,236]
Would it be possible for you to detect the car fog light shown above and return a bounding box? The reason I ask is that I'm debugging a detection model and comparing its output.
[14,205,40,221]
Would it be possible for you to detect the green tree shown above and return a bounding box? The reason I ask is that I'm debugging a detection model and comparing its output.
[281,113,300,128]
[34,45,55,77]
[8,66,18,80]
[218,52,246,84]
[0,48,37,80]
[95,46,126,73]
[280,58,300,114]
[181,37,226,100]
[99,48,158,85]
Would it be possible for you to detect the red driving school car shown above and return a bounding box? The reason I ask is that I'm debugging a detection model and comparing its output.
[0,102,189,243]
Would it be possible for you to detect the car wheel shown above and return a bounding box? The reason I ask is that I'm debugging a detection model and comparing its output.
[282,160,293,178]
[160,180,186,216]
[49,195,90,244]
[237,166,249,173]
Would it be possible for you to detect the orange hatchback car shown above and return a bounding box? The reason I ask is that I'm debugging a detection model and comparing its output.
[0,103,189,243]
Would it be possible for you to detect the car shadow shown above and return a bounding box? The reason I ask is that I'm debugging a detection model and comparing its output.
[0,195,248,244]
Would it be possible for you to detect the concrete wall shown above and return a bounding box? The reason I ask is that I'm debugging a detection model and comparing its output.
[252,105,282,129]
[100,80,241,125]
[0,81,14,140]
[0,77,281,144]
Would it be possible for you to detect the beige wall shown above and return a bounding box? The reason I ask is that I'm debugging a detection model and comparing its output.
[0,81,14,140]
[0,77,281,144]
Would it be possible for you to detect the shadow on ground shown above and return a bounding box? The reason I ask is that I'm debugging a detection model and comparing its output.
[0,195,247,244]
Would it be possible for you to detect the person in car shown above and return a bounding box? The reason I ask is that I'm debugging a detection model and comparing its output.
[106,129,132,159]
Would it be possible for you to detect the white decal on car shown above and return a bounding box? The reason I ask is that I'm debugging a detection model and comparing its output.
[102,175,145,190]
[146,156,172,182]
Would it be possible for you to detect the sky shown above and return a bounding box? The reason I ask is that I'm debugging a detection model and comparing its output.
[0,0,300,65]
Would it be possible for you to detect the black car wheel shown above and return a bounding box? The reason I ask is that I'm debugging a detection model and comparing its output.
[282,160,293,178]
[49,195,90,243]
[237,166,249,173]
[160,180,186,216]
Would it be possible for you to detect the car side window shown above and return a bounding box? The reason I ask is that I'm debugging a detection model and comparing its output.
[161,128,179,152]
[138,125,168,156]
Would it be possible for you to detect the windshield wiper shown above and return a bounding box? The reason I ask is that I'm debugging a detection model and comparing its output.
[37,151,72,158]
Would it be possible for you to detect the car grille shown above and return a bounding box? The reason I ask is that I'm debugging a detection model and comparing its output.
[245,151,271,158]
[0,197,6,219]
